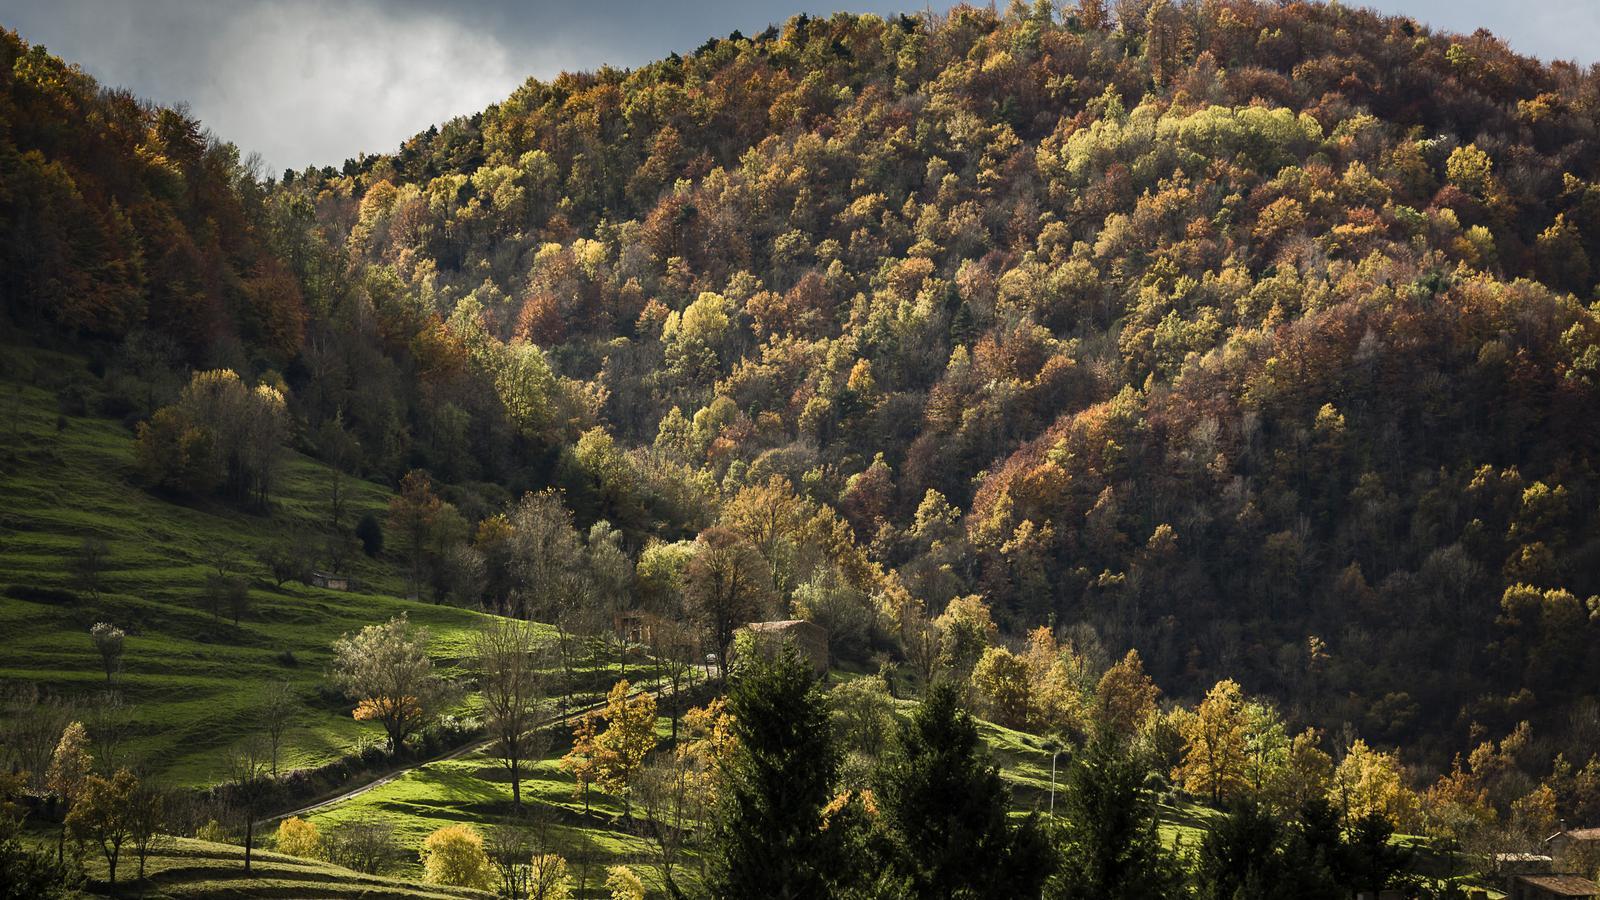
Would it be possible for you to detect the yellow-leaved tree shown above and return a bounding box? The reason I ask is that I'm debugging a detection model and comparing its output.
[1329,739,1420,829]
[420,824,494,890]
[1172,679,1250,805]
[593,680,659,816]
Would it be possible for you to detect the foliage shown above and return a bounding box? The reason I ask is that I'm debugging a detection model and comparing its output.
[874,680,1055,897]
[1048,736,1184,900]
[419,824,494,890]
[275,816,322,859]
[329,613,452,755]
[707,650,845,899]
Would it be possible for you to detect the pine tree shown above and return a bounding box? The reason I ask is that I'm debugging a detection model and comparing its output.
[707,649,845,900]
[1048,736,1183,900]
[875,680,1055,897]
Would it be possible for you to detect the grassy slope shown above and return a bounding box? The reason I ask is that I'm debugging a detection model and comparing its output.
[75,836,495,899]
[0,345,498,785]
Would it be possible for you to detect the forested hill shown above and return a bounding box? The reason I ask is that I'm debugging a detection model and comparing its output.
[4,0,1600,771]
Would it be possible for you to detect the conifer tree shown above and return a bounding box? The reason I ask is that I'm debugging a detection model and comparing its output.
[1048,736,1183,900]
[707,649,845,900]
[875,679,1055,897]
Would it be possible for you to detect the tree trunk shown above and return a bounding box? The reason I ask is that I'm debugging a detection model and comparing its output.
[244,817,254,873]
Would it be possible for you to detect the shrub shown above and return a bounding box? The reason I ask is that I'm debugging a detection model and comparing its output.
[274,816,321,859]
[195,819,232,844]
[420,824,493,889]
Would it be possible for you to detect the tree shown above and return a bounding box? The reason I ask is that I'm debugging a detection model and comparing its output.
[46,721,92,863]
[685,527,773,677]
[72,538,110,599]
[387,470,460,599]
[201,572,247,624]
[529,853,573,900]
[592,680,658,816]
[1048,736,1184,900]
[934,595,996,678]
[356,512,384,557]
[0,684,75,798]
[126,780,168,881]
[563,711,602,812]
[473,618,550,808]
[639,699,734,898]
[260,681,297,777]
[1094,649,1159,738]
[1173,679,1251,805]
[707,650,846,899]
[329,614,452,755]
[1329,739,1418,829]
[970,646,1032,728]
[875,680,1055,898]
[606,864,647,900]
[275,816,322,858]
[828,675,896,758]
[323,821,395,874]
[1193,801,1342,900]
[66,767,137,885]
[220,736,272,874]
[420,824,494,890]
[0,816,80,899]
[89,622,124,683]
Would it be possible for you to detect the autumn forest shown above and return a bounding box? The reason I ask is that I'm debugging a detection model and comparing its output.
[3,0,1600,897]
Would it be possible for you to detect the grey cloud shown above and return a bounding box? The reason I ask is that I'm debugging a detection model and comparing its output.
[4,0,1597,172]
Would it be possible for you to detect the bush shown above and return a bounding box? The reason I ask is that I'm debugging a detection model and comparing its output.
[195,819,232,844]
[324,821,396,874]
[420,824,493,889]
[275,816,322,859]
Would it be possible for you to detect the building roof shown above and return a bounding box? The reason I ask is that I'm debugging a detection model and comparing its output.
[1515,874,1600,897]
[1563,827,1600,842]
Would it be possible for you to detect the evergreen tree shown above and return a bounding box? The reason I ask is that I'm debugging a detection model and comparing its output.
[875,680,1055,898]
[707,649,847,900]
[1048,736,1184,900]
[1341,813,1412,895]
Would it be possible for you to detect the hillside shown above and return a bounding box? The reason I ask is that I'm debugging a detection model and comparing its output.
[0,343,500,784]
[4,1,1600,896]
[260,1,1600,760]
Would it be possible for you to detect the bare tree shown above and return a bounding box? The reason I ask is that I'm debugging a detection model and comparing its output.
[323,820,396,874]
[127,777,170,881]
[0,684,75,795]
[87,690,136,774]
[684,527,773,677]
[259,682,297,777]
[73,537,110,599]
[220,736,271,873]
[637,754,706,900]
[649,621,701,742]
[474,619,553,809]
[486,814,566,900]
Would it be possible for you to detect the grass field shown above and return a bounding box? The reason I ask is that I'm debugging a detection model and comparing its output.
[0,344,512,785]
[73,834,496,899]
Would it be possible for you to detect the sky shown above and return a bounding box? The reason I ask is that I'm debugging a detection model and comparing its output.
[4,0,1598,174]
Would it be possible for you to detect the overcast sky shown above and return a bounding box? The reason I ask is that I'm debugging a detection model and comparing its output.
[4,0,1597,173]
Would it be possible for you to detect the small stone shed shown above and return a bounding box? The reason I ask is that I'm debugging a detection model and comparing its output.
[310,571,350,591]
[738,619,829,676]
